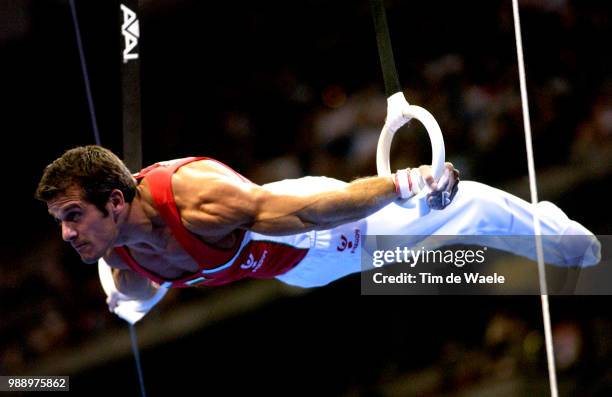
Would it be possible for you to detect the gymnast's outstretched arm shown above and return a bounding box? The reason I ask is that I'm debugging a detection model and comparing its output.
[177,163,458,237]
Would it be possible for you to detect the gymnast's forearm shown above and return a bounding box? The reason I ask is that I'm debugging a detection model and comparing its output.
[307,176,398,226]
[254,175,399,233]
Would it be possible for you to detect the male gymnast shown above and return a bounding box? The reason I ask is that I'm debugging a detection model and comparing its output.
[36,146,600,322]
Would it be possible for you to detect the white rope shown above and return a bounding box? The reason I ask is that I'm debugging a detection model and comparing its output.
[511,1,558,396]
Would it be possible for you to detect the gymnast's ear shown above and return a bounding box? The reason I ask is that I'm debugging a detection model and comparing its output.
[108,189,127,217]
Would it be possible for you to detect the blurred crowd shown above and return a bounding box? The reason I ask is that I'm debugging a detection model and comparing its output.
[1,0,610,394]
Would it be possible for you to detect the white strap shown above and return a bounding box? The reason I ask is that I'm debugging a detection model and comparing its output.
[409,168,426,194]
[395,169,411,199]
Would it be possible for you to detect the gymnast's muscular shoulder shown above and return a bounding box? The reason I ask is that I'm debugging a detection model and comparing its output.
[169,159,257,242]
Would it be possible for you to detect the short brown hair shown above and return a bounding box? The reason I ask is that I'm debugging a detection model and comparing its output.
[35,146,137,216]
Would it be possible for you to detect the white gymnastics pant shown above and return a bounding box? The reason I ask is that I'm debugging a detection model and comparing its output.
[273,177,601,288]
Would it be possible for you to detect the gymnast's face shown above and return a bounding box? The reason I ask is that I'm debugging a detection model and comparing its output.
[47,186,122,264]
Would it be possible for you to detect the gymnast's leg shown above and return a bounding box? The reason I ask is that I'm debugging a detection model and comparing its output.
[363,180,600,267]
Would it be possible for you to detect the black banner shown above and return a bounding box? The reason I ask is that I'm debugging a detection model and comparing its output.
[119,0,142,171]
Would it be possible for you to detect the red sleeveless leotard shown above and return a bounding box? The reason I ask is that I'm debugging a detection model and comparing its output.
[114,157,309,288]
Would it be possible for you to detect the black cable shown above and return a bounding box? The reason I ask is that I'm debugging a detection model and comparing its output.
[120,0,143,171]
[69,0,101,145]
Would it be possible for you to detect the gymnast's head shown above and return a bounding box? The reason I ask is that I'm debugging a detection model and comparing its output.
[36,145,137,263]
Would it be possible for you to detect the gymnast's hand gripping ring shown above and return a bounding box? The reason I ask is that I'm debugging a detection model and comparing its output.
[98,258,167,325]
[376,92,446,215]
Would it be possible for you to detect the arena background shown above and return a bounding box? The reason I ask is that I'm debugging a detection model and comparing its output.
[1,0,611,395]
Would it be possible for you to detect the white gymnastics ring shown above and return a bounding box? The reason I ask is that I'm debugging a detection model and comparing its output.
[376,92,446,214]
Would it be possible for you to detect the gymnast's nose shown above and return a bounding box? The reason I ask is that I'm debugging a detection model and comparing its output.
[61,222,78,242]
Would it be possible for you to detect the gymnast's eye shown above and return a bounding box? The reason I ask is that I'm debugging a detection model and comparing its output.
[64,211,82,223]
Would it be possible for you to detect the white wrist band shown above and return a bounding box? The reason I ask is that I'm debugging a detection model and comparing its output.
[394,168,412,199]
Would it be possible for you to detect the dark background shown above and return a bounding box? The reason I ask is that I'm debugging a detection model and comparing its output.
[0,0,611,396]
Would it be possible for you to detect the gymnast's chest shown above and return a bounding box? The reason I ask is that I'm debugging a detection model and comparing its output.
[127,228,238,279]
[128,237,199,279]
